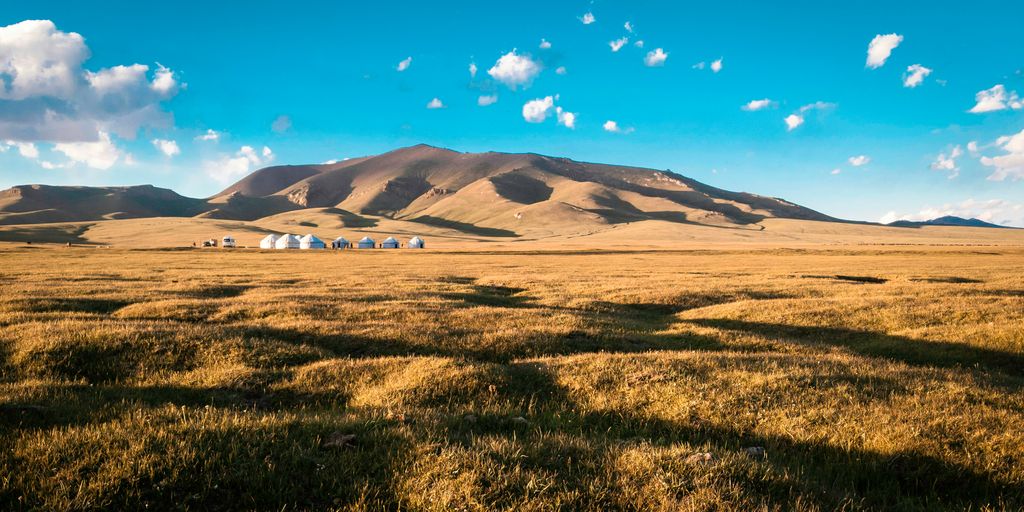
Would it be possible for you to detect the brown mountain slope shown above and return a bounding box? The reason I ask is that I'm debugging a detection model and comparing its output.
[0,144,836,234]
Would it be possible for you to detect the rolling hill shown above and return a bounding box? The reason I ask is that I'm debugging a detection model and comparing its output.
[887,216,1012,229]
[0,144,834,234]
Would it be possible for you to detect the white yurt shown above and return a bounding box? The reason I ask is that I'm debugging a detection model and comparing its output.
[357,236,375,249]
[300,234,325,249]
[381,236,400,249]
[332,237,350,249]
[408,236,425,249]
[275,234,301,249]
[259,234,279,249]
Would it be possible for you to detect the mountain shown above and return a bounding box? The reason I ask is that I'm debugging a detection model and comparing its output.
[888,216,1011,229]
[0,144,835,234]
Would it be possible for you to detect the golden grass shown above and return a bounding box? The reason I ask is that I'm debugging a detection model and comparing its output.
[1,245,1022,510]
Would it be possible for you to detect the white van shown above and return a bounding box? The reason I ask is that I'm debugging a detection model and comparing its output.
[221,235,237,248]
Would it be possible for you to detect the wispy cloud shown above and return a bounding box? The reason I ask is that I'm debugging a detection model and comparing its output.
[396,56,412,72]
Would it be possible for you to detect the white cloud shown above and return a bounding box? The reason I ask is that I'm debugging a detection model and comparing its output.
[831,168,842,175]
[4,141,40,159]
[785,102,836,131]
[469,62,477,78]
[40,160,65,169]
[195,129,220,142]
[555,107,576,129]
[784,114,804,131]
[634,40,644,48]
[968,84,1022,113]
[580,12,595,25]
[866,33,903,69]
[903,64,932,88]
[880,198,1024,227]
[54,131,122,169]
[848,155,871,167]
[981,129,1024,181]
[624,21,634,33]
[555,66,567,75]
[488,50,542,90]
[710,58,723,73]
[271,115,292,133]
[426,97,444,109]
[522,96,555,123]
[396,56,412,72]
[539,39,551,49]
[151,138,180,157]
[930,145,962,178]
[610,37,629,52]
[477,95,498,106]
[692,62,705,70]
[0,20,180,143]
[741,99,776,111]
[204,145,274,184]
[603,120,634,134]
[644,48,668,67]
[967,141,979,154]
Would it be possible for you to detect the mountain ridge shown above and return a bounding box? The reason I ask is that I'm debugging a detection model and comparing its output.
[1,144,837,233]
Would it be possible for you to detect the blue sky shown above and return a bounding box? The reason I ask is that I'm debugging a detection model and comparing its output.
[2,1,1023,225]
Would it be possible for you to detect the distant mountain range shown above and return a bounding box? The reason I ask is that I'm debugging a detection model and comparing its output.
[887,216,1012,229]
[0,145,839,235]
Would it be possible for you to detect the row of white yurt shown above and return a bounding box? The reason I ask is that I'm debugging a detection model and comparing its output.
[259,234,278,249]
[256,234,424,249]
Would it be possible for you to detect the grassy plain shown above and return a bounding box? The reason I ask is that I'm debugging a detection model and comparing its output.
[1,244,1022,510]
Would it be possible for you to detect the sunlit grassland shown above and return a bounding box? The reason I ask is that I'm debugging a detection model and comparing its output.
[1,245,1022,510]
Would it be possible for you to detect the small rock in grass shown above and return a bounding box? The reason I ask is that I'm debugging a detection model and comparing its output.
[510,416,529,425]
[322,431,357,450]
[744,446,766,459]
[685,452,714,464]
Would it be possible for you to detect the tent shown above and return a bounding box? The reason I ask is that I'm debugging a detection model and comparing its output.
[357,236,375,249]
[408,236,425,249]
[300,234,326,249]
[259,234,278,249]
[332,237,350,249]
[275,234,301,249]
[381,236,400,249]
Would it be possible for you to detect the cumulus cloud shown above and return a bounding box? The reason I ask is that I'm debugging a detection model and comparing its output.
[580,12,595,24]
[968,84,1022,113]
[522,96,555,123]
[195,129,220,142]
[539,39,551,49]
[866,33,903,69]
[3,140,40,159]
[555,66,567,75]
[396,56,412,72]
[603,120,634,134]
[634,40,644,49]
[784,114,804,131]
[644,48,668,67]
[967,141,979,154]
[477,95,498,106]
[848,155,871,167]
[980,129,1024,181]
[609,37,629,52]
[555,107,576,129]
[785,102,836,131]
[271,115,292,133]
[0,20,181,144]
[710,58,723,73]
[426,97,444,109]
[879,198,1024,227]
[488,50,542,90]
[903,64,932,88]
[741,99,776,111]
[53,131,122,169]
[204,145,274,184]
[930,145,962,178]
[151,138,180,157]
